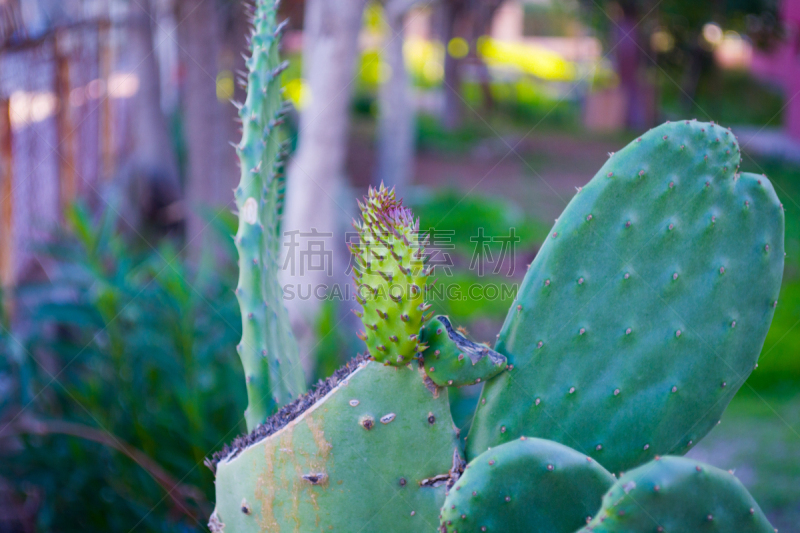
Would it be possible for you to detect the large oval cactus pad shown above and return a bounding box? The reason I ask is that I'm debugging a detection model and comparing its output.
[440,437,615,533]
[468,121,784,473]
[212,360,462,532]
[581,456,775,533]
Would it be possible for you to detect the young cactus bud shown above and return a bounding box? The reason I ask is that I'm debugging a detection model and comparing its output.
[352,184,429,366]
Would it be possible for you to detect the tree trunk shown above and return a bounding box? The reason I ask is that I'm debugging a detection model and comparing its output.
[375,2,415,190]
[178,0,234,255]
[439,0,464,130]
[123,0,181,234]
[612,6,653,130]
[282,0,367,371]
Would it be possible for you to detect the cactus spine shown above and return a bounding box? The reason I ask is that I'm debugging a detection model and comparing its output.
[233,0,305,431]
[351,185,431,366]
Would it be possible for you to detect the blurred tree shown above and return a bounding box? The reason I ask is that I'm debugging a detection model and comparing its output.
[121,0,183,238]
[283,0,368,371]
[375,0,421,191]
[579,0,780,126]
[178,0,245,257]
[437,0,504,130]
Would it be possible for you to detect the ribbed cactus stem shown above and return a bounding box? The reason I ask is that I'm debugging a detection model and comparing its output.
[234,0,305,432]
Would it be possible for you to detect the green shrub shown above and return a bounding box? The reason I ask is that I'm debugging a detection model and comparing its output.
[0,205,245,532]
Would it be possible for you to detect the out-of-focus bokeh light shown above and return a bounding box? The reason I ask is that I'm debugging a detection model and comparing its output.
[477,37,577,82]
[108,73,140,99]
[216,70,234,101]
[447,37,469,59]
[716,30,751,69]
[86,78,106,99]
[284,78,310,110]
[405,38,444,83]
[703,22,724,46]
[650,29,675,53]
[9,91,58,127]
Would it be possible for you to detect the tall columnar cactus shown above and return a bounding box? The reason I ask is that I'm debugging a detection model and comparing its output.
[468,120,785,474]
[351,185,431,365]
[582,456,774,532]
[233,0,305,431]
[439,437,615,533]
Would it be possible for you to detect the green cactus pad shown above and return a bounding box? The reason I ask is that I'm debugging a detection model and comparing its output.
[469,120,785,474]
[420,316,507,387]
[211,359,462,532]
[352,185,431,366]
[581,455,775,533]
[439,437,615,533]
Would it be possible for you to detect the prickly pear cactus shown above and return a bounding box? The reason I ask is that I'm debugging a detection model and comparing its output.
[419,316,507,387]
[439,437,615,533]
[232,0,304,431]
[211,358,463,532]
[468,120,785,474]
[581,455,775,532]
[352,185,431,365]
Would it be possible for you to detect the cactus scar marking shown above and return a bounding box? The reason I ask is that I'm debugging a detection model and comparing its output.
[242,197,258,225]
